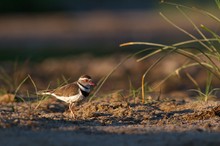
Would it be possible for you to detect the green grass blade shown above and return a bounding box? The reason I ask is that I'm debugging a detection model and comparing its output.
[90,47,154,101]
[0,67,13,90]
[162,1,220,23]
[177,6,218,53]
[89,49,148,101]
[137,49,165,62]
[205,71,213,95]
[14,76,29,96]
[120,42,167,48]
[216,0,220,9]
[159,12,214,53]
[135,39,219,62]
[141,48,177,103]
[185,72,201,94]
[27,74,38,97]
[201,25,220,43]
[192,6,220,23]
[188,89,206,97]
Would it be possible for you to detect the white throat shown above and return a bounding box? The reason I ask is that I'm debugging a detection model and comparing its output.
[77,82,90,93]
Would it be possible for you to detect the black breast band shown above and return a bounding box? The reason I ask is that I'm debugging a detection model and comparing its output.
[80,89,90,97]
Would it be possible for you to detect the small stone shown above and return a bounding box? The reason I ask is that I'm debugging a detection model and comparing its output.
[0,94,15,103]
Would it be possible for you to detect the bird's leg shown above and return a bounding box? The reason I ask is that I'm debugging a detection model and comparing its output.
[69,103,75,119]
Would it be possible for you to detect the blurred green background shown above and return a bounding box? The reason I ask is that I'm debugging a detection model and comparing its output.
[0,0,217,61]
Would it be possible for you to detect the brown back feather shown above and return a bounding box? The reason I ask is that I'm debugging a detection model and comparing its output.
[53,82,79,96]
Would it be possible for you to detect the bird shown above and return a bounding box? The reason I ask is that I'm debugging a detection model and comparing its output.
[38,75,95,118]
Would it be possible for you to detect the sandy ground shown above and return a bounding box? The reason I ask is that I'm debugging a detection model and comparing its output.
[1,96,220,146]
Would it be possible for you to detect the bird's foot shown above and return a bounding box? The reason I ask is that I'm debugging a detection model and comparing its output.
[69,109,76,119]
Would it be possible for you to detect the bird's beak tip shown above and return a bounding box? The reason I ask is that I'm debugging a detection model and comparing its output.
[89,82,96,86]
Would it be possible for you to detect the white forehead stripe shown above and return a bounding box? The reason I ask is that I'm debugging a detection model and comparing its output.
[79,77,91,80]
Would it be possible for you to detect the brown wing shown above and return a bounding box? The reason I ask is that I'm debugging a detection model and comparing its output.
[53,82,79,97]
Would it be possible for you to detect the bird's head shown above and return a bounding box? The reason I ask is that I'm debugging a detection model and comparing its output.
[78,75,95,88]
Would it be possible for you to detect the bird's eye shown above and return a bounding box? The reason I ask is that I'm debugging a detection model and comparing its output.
[85,79,89,82]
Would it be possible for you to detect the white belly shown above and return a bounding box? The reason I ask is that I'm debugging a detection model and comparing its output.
[51,93,84,103]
